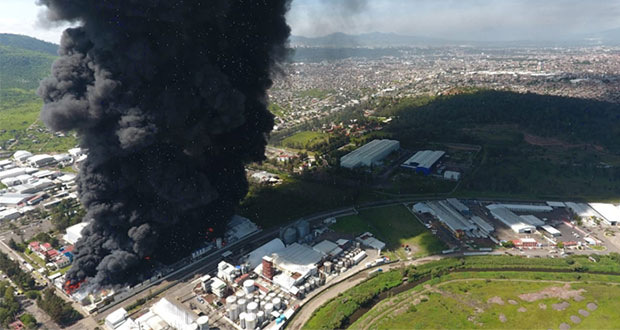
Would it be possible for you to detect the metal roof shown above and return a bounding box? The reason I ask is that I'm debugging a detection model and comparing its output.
[520,215,545,227]
[470,216,494,233]
[589,203,620,224]
[402,150,445,169]
[340,139,400,169]
[427,201,476,233]
[541,225,561,235]
[447,198,469,213]
[488,206,536,233]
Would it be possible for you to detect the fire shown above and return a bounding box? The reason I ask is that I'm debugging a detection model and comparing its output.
[144,256,151,260]
[63,279,86,295]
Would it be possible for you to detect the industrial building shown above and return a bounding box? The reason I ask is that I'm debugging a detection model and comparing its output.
[12,150,32,164]
[27,154,56,168]
[427,201,476,236]
[489,204,553,213]
[0,193,33,207]
[401,150,445,175]
[339,139,400,169]
[0,168,27,181]
[11,178,55,195]
[541,225,561,237]
[565,202,602,219]
[226,215,260,243]
[312,240,343,258]
[446,198,470,215]
[356,232,386,251]
[271,243,323,292]
[487,206,536,233]
[443,170,461,181]
[63,222,89,245]
[588,203,620,226]
[0,209,20,221]
[470,216,494,236]
[520,215,545,227]
[105,298,204,330]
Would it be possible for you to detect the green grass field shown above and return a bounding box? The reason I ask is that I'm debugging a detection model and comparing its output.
[280,131,330,150]
[352,272,620,330]
[331,205,447,259]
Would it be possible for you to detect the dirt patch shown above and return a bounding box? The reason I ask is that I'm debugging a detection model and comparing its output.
[499,314,507,323]
[518,284,585,302]
[539,303,547,310]
[587,302,598,311]
[570,315,581,324]
[559,323,571,330]
[518,307,527,313]
[508,299,518,305]
[487,296,505,305]
[578,309,590,317]
[523,132,605,152]
[552,301,571,311]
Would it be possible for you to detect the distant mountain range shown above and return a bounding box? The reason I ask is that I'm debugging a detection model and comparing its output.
[291,30,620,48]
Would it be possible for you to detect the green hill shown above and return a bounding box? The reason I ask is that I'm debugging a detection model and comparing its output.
[0,33,58,56]
[0,34,76,153]
[375,91,620,199]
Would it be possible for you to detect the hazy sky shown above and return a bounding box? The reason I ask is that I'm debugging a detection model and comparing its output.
[2,0,620,44]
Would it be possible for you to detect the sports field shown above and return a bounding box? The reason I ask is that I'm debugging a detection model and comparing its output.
[330,205,447,259]
[350,272,620,330]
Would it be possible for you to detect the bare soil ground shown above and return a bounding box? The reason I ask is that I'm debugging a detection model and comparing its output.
[487,296,504,305]
[518,283,585,302]
[553,301,571,311]
[523,132,605,152]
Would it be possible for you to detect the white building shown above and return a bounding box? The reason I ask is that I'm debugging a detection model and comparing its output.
[12,178,55,194]
[0,193,33,207]
[0,168,26,181]
[541,225,561,237]
[487,206,536,233]
[588,203,620,226]
[225,215,259,243]
[245,238,285,268]
[12,150,32,164]
[488,204,553,213]
[150,298,197,330]
[0,209,20,221]
[401,150,445,174]
[105,308,128,329]
[27,154,56,168]
[443,171,461,181]
[340,139,400,169]
[64,222,89,244]
[357,232,386,251]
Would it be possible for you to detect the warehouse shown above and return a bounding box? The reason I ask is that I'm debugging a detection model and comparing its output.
[270,243,323,291]
[245,238,286,268]
[0,193,33,207]
[0,209,20,221]
[0,168,26,181]
[541,225,561,237]
[487,206,536,234]
[225,215,259,243]
[0,160,12,169]
[565,202,602,219]
[11,178,55,195]
[490,204,553,213]
[27,154,56,168]
[588,203,620,226]
[312,240,343,258]
[470,216,494,235]
[340,139,400,169]
[12,150,32,164]
[63,222,89,245]
[401,150,445,175]
[446,198,470,215]
[425,201,476,237]
[520,215,545,227]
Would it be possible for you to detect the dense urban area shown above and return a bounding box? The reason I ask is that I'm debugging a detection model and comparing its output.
[3,33,620,329]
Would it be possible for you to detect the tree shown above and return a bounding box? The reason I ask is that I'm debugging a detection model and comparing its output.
[557,242,565,249]
[19,313,37,329]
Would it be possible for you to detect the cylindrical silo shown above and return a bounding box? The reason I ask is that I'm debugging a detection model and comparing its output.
[236,291,246,299]
[239,312,247,329]
[243,280,255,294]
[324,261,332,273]
[228,304,239,321]
[197,316,209,330]
[296,220,310,238]
[247,301,258,315]
[272,297,281,310]
[226,295,237,307]
[282,227,297,244]
[257,311,265,324]
[246,313,257,330]
[237,298,247,313]
[264,303,274,316]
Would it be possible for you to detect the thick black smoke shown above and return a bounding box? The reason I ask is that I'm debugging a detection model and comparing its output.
[37,0,291,288]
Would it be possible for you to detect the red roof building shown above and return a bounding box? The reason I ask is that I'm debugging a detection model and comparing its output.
[41,243,52,251]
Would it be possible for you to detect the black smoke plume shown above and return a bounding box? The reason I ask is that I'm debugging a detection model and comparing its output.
[37,0,291,288]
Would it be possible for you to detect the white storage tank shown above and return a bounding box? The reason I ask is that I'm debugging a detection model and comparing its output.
[243,280,255,294]
[226,295,237,307]
[264,303,274,315]
[246,313,257,330]
[247,301,258,315]
[236,291,246,299]
[245,293,254,301]
[228,304,239,321]
[257,310,265,323]
[273,297,282,310]
[239,312,247,329]
[324,261,332,273]
[238,298,247,313]
[197,316,209,330]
